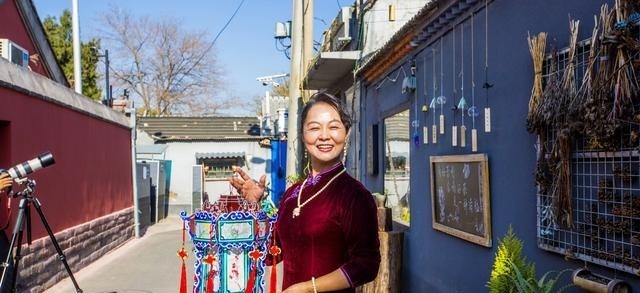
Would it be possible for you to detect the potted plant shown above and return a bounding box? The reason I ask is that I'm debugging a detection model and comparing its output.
[487,226,571,293]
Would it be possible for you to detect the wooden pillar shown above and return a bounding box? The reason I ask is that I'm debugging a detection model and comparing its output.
[357,230,404,293]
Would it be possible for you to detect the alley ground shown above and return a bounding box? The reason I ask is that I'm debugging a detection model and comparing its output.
[45,215,191,293]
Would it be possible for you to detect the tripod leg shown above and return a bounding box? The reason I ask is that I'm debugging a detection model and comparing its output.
[30,198,82,293]
[25,202,31,245]
[0,198,27,293]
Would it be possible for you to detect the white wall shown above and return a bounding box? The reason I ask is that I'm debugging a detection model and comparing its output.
[361,0,431,57]
[163,140,271,210]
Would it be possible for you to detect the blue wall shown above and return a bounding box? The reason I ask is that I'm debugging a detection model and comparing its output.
[360,0,622,291]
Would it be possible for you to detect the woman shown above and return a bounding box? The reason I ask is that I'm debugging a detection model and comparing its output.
[230,92,380,292]
[0,173,13,293]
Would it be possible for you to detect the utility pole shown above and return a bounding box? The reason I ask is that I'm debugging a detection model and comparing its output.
[72,0,82,94]
[286,0,304,181]
[303,0,314,82]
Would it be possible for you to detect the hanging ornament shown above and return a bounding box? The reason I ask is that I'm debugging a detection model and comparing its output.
[483,0,494,133]
[430,97,437,143]
[458,97,468,147]
[402,75,417,94]
[245,245,264,293]
[469,13,479,152]
[203,253,217,293]
[459,22,467,148]
[430,48,438,144]
[451,26,458,147]
[422,56,429,145]
[268,221,281,293]
[412,120,420,146]
[178,220,189,293]
[410,61,420,147]
[469,106,480,151]
[438,38,446,135]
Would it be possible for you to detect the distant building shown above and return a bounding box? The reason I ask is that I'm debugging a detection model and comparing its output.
[137,116,271,214]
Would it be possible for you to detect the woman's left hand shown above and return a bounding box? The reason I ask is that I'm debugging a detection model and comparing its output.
[0,173,11,193]
[282,281,312,293]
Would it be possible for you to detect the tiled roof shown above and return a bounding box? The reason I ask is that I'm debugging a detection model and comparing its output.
[137,116,263,142]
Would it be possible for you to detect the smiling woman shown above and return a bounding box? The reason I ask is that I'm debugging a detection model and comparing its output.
[230,91,380,293]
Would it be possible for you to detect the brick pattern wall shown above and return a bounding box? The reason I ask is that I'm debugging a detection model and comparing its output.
[11,207,134,292]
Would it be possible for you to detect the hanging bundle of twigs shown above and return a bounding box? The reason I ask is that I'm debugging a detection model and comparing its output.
[584,4,618,150]
[554,128,573,227]
[533,48,560,195]
[538,49,562,130]
[550,20,579,228]
[569,15,600,123]
[610,0,639,120]
[527,32,548,133]
[557,20,580,125]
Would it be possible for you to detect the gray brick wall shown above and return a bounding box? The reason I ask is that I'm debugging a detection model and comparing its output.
[12,207,134,292]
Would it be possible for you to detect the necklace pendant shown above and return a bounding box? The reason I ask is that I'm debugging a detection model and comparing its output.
[292,207,301,218]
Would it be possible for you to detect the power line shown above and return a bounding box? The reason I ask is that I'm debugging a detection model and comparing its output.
[173,0,246,88]
[209,0,246,51]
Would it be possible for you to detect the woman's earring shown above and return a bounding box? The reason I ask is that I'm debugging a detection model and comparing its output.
[342,130,351,163]
[303,151,310,176]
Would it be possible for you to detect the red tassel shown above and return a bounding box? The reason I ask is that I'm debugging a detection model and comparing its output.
[244,262,257,293]
[206,271,214,293]
[269,264,277,293]
[178,220,189,293]
[180,259,187,293]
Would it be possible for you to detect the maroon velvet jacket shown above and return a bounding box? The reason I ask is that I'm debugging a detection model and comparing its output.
[275,163,380,292]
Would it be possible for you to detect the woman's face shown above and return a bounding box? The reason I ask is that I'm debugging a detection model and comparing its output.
[302,102,347,172]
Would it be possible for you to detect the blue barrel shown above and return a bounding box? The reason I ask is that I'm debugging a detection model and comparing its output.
[270,139,287,207]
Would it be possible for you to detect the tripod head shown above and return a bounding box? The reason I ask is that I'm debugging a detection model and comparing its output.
[12,178,36,198]
[1,177,36,199]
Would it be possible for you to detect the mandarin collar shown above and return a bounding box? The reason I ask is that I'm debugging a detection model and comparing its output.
[305,161,344,186]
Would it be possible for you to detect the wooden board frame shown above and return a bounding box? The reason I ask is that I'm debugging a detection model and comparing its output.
[430,154,492,247]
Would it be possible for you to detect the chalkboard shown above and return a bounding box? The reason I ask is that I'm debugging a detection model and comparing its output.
[430,154,491,247]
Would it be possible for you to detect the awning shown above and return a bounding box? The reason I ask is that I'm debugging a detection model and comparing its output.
[136,144,168,155]
[195,152,245,160]
[303,51,361,90]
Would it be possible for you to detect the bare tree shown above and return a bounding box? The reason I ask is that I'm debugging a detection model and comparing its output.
[98,6,233,116]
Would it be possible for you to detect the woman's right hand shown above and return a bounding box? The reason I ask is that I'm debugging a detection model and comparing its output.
[228,166,266,203]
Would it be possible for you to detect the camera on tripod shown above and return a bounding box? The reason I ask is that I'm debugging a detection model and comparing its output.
[0,151,82,292]
[0,152,55,182]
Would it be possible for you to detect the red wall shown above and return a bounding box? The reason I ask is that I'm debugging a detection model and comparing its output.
[0,87,133,240]
[0,0,51,78]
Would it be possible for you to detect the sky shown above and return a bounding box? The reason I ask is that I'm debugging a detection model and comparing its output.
[31,0,343,116]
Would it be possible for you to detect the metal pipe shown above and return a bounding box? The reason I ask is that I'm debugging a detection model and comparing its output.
[72,0,82,93]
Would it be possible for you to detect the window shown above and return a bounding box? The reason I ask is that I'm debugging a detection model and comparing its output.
[384,109,410,226]
[198,157,244,179]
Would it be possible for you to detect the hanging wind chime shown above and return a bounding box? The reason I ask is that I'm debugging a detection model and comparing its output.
[483,0,494,133]
[431,48,438,144]
[458,22,468,148]
[404,61,420,147]
[452,25,458,147]
[469,12,480,152]
[422,55,430,144]
[438,38,447,135]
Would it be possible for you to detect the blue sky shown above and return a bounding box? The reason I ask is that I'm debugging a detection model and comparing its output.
[31,0,343,115]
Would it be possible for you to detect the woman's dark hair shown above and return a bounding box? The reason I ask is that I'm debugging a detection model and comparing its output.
[299,91,352,137]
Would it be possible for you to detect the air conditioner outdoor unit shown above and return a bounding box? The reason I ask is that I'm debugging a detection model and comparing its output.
[338,7,353,42]
[0,39,29,68]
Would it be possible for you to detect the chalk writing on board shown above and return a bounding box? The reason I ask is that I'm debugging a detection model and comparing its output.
[430,154,491,247]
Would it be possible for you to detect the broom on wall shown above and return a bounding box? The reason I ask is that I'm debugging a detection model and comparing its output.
[557,19,580,228]
[527,31,547,134]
